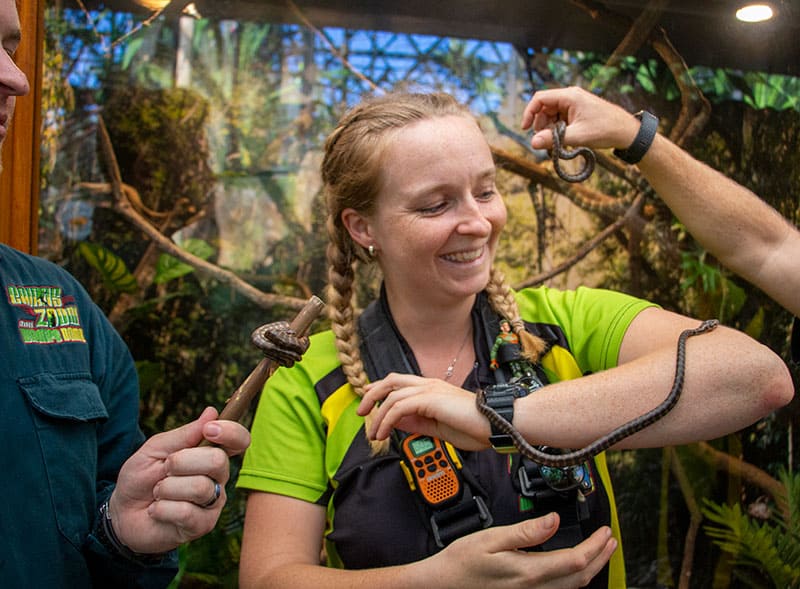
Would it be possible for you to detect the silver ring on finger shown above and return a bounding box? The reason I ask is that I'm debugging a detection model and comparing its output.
[201,481,222,508]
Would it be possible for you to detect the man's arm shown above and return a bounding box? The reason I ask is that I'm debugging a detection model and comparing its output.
[523,86,800,317]
[638,133,800,317]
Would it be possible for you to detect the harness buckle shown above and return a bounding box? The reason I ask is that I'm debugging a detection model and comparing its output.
[429,493,493,548]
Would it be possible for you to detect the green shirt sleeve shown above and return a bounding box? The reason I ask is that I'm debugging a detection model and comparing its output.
[237,331,338,503]
[516,286,658,372]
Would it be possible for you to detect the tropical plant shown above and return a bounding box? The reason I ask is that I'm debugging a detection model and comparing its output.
[42,2,799,587]
[703,469,800,588]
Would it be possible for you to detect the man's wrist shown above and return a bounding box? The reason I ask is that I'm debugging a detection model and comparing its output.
[94,498,166,565]
[614,110,659,164]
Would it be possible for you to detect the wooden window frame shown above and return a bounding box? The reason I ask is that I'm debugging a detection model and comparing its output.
[0,0,43,254]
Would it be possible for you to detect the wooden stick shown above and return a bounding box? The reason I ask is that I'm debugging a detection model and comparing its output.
[209,295,325,427]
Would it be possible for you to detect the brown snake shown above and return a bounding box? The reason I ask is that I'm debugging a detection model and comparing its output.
[476,319,719,467]
[551,120,596,183]
[250,321,310,367]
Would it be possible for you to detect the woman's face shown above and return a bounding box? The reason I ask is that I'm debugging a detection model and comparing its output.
[351,114,507,308]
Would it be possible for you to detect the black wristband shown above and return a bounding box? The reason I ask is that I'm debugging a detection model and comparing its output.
[483,383,522,453]
[94,499,166,566]
[613,110,658,164]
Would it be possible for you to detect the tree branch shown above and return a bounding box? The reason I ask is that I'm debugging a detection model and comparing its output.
[689,441,789,520]
[515,194,645,289]
[94,114,306,312]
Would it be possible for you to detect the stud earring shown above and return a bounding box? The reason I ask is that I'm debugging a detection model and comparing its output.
[368,244,376,257]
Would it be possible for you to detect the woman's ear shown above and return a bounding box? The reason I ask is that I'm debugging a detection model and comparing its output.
[341,208,374,250]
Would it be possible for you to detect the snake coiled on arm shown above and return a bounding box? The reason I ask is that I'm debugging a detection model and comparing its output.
[476,319,719,467]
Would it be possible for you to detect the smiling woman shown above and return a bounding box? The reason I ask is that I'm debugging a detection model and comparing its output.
[341,114,506,314]
[236,91,793,589]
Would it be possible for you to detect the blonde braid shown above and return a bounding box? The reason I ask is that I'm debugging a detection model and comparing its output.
[325,217,390,454]
[485,267,547,362]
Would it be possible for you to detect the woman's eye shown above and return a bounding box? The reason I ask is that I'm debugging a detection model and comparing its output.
[477,188,497,201]
[418,202,447,215]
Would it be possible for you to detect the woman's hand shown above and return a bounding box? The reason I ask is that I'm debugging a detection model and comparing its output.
[423,514,617,589]
[358,373,491,450]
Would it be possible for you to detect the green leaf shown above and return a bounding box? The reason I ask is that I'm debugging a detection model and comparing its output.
[635,63,656,94]
[121,36,144,71]
[153,239,215,284]
[703,493,800,588]
[77,242,138,293]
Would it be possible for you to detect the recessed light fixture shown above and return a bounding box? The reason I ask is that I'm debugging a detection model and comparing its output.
[736,3,775,22]
[134,0,200,16]
[135,0,170,8]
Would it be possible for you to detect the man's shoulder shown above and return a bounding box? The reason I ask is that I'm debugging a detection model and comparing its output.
[1,243,82,284]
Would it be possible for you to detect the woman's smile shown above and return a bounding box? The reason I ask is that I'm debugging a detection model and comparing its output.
[440,245,486,264]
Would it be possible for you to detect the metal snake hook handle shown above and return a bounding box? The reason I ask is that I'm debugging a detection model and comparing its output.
[208,295,325,429]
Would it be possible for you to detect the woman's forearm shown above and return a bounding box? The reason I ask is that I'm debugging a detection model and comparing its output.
[514,323,791,450]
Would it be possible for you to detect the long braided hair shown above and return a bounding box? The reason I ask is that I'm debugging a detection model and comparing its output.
[322,92,546,452]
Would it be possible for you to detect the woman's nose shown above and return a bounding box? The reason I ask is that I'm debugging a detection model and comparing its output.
[455,197,492,236]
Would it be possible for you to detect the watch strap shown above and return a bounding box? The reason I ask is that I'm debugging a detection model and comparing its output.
[613,110,658,164]
[483,384,518,453]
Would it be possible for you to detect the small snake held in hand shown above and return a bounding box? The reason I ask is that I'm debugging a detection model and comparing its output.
[476,319,719,467]
[551,120,596,183]
[250,321,310,367]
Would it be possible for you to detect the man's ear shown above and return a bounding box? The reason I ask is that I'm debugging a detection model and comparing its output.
[340,208,374,250]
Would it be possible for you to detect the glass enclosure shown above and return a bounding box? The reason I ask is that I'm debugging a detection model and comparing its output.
[39,1,799,586]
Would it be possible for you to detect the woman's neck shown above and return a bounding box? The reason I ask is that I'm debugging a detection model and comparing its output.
[384,289,477,382]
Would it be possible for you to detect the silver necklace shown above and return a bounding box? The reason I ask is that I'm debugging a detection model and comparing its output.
[444,328,472,381]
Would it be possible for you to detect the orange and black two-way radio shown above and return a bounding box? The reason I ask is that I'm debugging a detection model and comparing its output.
[398,432,464,507]
[395,431,493,547]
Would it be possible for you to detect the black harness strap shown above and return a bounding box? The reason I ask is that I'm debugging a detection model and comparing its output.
[511,457,589,550]
[358,288,588,549]
[359,292,493,547]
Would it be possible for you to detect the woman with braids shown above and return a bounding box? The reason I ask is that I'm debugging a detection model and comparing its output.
[237,92,792,588]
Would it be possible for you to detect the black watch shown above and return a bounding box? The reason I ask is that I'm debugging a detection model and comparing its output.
[483,382,524,453]
[613,110,659,164]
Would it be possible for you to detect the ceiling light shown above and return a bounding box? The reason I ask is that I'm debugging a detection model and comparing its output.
[136,0,170,9]
[134,0,201,16]
[736,4,775,22]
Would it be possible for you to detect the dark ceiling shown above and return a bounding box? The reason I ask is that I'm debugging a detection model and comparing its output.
[91,0,800,76]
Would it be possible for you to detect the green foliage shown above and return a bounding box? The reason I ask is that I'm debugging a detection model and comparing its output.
[679,249,746,322]
[702,469,800,588]
[121,36,145,71]
[694,67,800,112]
[77,242,138,293]
[102,86,215,219]
[154,239,216,285]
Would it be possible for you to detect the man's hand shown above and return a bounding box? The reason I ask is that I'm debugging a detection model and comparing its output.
[108,407,251,554]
